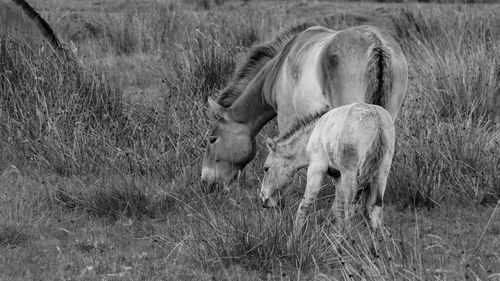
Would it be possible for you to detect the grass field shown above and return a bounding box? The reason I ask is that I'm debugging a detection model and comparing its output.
[0,0,499,280]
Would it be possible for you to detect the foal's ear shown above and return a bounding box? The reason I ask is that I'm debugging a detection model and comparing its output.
[266,137,277,152]
[207,97,225,120]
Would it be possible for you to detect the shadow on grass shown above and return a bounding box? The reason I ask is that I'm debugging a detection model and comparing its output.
[54,176,179,221]
[0,224,31,247]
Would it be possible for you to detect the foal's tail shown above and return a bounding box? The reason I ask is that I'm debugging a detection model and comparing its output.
[356,119,387,203]
[365,33,393,109]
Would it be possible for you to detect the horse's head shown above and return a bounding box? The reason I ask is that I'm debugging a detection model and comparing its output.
[259,137,294,208]
[201,98,256,192]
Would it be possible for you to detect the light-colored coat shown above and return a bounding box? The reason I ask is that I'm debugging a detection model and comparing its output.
[260,103,395,235]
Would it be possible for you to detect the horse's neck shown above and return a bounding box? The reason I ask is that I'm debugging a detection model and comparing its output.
[229,69,276,139]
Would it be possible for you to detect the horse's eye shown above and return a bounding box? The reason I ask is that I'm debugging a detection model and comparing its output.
[208,136,217,144]
[263,166,269,173]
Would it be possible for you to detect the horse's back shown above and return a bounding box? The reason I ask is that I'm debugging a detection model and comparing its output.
[319,26,408,117]
[271,24,407,132]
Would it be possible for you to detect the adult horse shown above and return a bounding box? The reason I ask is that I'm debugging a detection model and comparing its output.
[201,23,408,191]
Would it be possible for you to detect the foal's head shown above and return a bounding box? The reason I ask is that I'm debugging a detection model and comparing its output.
[259,137,303,208]
[259,110,324,207]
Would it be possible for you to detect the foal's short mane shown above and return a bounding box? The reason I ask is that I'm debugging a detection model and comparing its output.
[216,22,315,108]
[278,107,329,143]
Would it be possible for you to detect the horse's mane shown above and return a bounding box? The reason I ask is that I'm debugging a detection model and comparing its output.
[216,22,315,108]
[278,107,329,143]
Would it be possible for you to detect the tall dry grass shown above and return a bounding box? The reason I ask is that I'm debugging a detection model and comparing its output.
[388,7,500,207]
[0,37,123,175]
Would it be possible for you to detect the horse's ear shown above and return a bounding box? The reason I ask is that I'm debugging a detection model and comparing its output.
[266,137,277,152]
[207,97,224,120]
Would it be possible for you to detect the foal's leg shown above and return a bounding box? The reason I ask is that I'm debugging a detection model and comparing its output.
[293,162,327,237]
[341,170,358,231]
[331,175,345,224]
[365,159,391,257]
[366,160,391,231]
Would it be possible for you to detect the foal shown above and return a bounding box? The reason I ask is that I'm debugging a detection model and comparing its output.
[259,103,395,235]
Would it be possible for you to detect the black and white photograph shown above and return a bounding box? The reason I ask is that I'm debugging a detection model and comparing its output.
[0,0,499,279]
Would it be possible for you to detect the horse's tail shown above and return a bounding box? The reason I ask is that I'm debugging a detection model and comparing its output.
[356,116,387,206]
[365,33,393,108]
[11,0,66,53]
